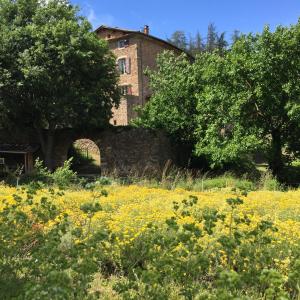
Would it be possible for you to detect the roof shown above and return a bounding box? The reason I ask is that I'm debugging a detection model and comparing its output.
[95,25,193,59]
[0,143,39,154]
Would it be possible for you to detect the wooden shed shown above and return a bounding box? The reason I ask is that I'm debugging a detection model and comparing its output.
[0,144,39,174]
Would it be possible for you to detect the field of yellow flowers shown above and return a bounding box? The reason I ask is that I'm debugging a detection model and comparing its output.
[1,184,300,299]
[1,185,299,245]
[0,185,300,248]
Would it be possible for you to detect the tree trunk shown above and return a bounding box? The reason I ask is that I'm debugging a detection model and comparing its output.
[268,129,284,179]
[36,127,55,171]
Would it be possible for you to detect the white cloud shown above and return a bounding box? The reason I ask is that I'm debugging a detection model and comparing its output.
[82,3,115,29]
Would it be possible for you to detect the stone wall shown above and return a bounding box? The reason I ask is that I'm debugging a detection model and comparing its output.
[0,127,180,176]
[97,28,184,126]
[54,127,178,176]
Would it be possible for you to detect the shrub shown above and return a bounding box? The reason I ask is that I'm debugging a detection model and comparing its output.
[0,185,299,299]
[113,195,299,299]
[0,185,110,299]
[20,158,79,189]
[20,158,51,185]
[51,158,79,189]
[259,171,282,191]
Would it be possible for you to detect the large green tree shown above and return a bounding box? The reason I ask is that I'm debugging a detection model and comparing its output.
[0,0,119,169]
[133,51,196,144]
[195,23,300,177]
[137,22,300,178]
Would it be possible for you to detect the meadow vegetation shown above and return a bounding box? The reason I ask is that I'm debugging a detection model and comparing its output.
[0,1,300,299]
[0,174,299,299]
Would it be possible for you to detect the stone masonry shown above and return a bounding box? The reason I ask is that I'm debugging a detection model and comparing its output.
[0,127,179,176]
[95,25,186,125]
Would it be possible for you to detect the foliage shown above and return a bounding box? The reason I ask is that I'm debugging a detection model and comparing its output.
[137,21,300,179]
[0,185,299,299]
[133,51,196,144]
[168,23,228,55]
[0,0,119,169]
[69,145,96,167]
[0,185,110,299]
[20,158,79,188]
[51,158,78,188]
[258,171,282,191]
[194,51,262,167]
[194,22,300,178]
[114,196,297,299]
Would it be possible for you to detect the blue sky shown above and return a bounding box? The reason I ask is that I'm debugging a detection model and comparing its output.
[71,0,300,41]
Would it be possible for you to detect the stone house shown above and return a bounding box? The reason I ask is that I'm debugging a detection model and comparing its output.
[95,25,187,125]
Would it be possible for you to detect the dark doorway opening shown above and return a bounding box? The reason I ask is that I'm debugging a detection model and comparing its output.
[68,139,101,175]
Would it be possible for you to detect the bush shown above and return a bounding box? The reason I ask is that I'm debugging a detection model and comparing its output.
[0,185,299,299]
[20,158,79,189]
[259,171,282,191]
[51,158,79,189]
[0,185,110,299]
[113,195,299,299]
[20,158,51,185]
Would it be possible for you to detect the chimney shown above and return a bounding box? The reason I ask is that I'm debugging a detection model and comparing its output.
[143,25,149,35]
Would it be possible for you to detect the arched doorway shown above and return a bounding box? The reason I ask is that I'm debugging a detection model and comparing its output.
[68,139,101,175]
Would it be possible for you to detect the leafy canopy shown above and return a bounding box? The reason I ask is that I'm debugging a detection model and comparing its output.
[136,21,300,176]
[133,51,197,143]
[0,0,119,131]
[195,22,300,173]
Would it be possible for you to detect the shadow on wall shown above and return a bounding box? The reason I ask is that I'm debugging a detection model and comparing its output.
[68,139,101,175]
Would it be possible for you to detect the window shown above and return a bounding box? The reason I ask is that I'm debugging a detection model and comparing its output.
[117,58,131,74]
[0,158,4,165]
[119,85,132,96]
[113,120,117,125]
[107,34,111,38]
[118,39,129,48]
[118,58,126,74]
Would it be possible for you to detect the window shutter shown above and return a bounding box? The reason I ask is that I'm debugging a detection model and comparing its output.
[128,85,132,95]
[126,58,131,74]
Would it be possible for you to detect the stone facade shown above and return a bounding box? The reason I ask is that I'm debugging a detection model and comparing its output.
[95,25,185,125]
[0,127,179,176]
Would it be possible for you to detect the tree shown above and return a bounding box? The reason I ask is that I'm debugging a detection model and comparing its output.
[195,22,300,178]
[206,23,218,52]
[167,30,187,50]
[188,34,195,54]
[133,51,196,143]
[189,31,204,55]
[0,0,119,170]
[231,30,241,44]
[195,31,205,53]
[194,53,261,168]
[216,32,228,55]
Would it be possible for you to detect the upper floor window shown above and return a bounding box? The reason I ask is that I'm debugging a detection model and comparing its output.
[117,58,131,74]
[118,39,129,48]
[120,85,132,96]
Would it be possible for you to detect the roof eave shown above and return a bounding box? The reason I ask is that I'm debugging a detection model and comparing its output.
[95,26,194,59]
